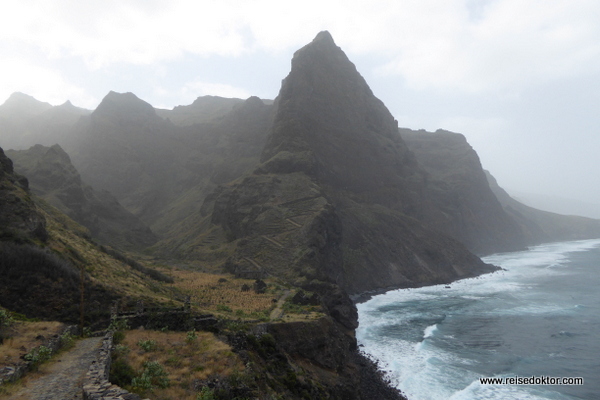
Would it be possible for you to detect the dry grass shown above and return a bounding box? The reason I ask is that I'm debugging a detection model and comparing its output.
[40,205,180,306]
[168,270,280,316]
[119,330,244,400]
[0,321,64,368]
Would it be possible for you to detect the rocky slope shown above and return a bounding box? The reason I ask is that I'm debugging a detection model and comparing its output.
[6,144,157,249]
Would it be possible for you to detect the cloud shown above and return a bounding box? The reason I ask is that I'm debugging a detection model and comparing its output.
[0,58,97,108]
[377,0,600,93]
[2,0,600,98]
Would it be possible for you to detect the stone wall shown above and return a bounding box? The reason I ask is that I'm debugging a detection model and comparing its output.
[0,324,78,386]
[82,331,146,400]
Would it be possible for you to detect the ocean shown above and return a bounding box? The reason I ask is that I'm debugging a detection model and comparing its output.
[357,239,600,400]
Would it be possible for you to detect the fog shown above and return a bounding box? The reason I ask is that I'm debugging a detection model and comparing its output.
[1,0,599,217]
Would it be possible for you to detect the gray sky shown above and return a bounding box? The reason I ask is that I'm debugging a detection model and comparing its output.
[1,0,599,212]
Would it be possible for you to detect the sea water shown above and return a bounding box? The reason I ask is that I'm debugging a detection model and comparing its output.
[357,239,600,400]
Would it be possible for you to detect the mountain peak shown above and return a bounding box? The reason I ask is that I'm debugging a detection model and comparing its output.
[312,30,335,45]
[1,92,52,115]
[93,91,157,120]
[261,31,413,195]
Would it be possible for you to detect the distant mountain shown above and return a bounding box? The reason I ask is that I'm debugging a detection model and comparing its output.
[6,144,157,250]
[486,171,600,243]
[63,92,274,237]
[509,190,600,220]
[155,95,245,126]
[0,92,90,150]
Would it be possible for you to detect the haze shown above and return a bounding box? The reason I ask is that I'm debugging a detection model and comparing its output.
[1,0,599,217]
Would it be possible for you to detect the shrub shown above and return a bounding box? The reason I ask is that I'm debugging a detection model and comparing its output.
[131,361,169,390]
[0,309,14,328]
[186,329,197,343]
[109,318,130,332]
[197,386,215,400]
[110,358,136,387]
[113,330,126,345]
[138,339,158,352]
[60,331,75,349]
[24,345,53,370]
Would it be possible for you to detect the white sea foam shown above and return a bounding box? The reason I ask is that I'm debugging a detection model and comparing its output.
[423,324,438,339]
[448,378,570,400]
[357,239,600,400]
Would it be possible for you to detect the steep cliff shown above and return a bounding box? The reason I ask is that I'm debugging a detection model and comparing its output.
[193,32,494,297]
[0,146,47,243]
[400,128,527,254]
[7,144,157,249]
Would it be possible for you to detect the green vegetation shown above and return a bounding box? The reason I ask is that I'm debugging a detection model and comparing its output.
[196,386,216,400]
[138,339,158,352]
[23,345,52,370]
[186,329,197,343]
[131,361,170,391]
[0,308,14,328]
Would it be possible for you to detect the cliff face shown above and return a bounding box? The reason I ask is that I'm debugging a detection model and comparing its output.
[400,128,527,254]
[198,32,494,297]
[7,144,157,249]
[0,146,47,243]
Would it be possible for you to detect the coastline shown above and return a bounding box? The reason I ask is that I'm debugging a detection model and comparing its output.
[351,262,502,305]
[352,238,599,399]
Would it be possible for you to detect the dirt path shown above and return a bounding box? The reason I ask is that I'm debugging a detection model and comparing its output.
[270,290,292,321]
[3,337,102,400]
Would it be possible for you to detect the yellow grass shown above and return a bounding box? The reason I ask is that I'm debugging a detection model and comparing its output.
[168,270,279,316]
[0,321,64,368]
[120,330,244,400]
[40,205,180,306]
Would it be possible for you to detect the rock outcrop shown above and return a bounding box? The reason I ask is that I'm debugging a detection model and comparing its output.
[400,128,527,254]
[0,146,47,242]
[198,31,494,297]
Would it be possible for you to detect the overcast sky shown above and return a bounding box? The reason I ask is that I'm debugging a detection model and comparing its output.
[1,0,599,214]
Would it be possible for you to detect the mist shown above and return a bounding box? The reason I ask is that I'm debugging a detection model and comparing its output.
[1,0,600,217]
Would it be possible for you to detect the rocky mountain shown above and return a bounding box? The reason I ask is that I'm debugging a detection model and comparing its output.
[6,144,156,250]
[181,32,495,298]
[0,92,90,150]
[63,92,274,236]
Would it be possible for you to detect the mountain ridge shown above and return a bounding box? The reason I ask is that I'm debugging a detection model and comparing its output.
[7,144,157,250]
